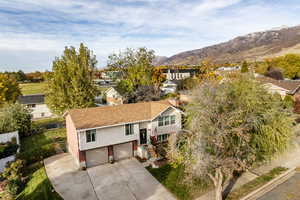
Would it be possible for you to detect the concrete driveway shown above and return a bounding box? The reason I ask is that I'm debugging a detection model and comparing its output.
[45,153,176,200]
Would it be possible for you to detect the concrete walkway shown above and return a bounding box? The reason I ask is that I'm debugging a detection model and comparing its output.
[45,153,175,200]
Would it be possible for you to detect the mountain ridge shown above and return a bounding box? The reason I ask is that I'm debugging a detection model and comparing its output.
[157,25,300,65]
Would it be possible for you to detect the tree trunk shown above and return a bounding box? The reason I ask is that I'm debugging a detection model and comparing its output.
[208,168,224,200]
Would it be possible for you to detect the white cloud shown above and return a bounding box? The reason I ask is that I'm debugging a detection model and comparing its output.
[0,0,299,72]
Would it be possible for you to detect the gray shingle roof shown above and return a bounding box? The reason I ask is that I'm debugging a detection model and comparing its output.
[18,94,45,104]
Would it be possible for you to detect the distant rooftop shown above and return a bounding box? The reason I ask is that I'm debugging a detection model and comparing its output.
[18,94,45,104]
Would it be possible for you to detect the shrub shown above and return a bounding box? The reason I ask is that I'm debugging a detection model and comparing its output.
[2,159,25,196]
[0,104,32,137]
[0,141,19,159]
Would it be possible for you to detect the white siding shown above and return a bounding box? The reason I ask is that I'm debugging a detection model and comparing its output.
[78,124,139,151]
[31,104,53,119]
[151,107,181,136]
[77,107,182,150]
[0,131,20,145]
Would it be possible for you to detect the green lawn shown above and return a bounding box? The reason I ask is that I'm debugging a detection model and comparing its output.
[227,167,288,200]
[16,167,62,200]
[14,128,66,200]
[19,128,66,165]
[20,82,47,95]
[147,164,211,200]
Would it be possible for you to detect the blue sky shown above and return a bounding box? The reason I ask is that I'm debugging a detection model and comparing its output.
[0,0,299,72]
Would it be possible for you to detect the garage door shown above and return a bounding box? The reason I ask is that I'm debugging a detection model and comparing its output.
[114,142,133,161]
[86,147,108,167]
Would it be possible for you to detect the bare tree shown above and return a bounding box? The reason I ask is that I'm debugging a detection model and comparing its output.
[168,75,294,200]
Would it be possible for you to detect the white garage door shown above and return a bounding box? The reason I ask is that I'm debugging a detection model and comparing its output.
[114,142,133,161]
[86,147,108,167]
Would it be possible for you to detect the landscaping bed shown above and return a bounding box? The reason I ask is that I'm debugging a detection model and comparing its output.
[147,164,211,200]
[227,167,288,200]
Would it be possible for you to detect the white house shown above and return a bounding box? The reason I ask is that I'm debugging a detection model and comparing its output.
[64,100,182,168]
[18,94,53,119]
[162,68,198,80]
[257,76,300,99]
[104,87,124,106]
[160,80,177,94]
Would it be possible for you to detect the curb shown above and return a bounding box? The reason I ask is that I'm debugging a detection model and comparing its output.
[240,167,296,200]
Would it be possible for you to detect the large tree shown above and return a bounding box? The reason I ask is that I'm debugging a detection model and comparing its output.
[108,47,155,95]
[46,43,97,115]
[168,76,294,200]
[0,74,21,106]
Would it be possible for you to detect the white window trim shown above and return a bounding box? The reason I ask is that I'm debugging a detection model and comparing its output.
[158,115,176,127]
[125,124,134,136]
[86,129,96,143]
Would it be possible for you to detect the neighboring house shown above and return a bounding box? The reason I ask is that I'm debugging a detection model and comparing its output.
[93,79,116,87]
[216,66,241,72]
[256,76,300,99]
[161,68,198,80]
[64,100,182,168]
[104,87,124,106]
[160,80,177,94]
[18,94,53,119]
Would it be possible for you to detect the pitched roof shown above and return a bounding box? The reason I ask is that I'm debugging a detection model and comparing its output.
[66,100,174,130]
[18,94,45,104]
[256,77,300,94]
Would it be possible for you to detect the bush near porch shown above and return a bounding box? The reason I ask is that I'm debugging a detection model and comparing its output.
[147,164,211,200]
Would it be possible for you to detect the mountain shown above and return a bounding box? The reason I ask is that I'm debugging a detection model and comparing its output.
[160,25,300,65]
[152,56,168,66]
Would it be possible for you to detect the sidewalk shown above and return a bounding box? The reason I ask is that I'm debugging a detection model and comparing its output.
[196,140,300,200]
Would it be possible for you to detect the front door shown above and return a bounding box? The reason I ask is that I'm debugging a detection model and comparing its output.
[139,129,147,145]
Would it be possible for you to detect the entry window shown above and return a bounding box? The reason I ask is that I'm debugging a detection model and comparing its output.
[86,129,96,143]
[125,124,134,136]
[170,115,176,124]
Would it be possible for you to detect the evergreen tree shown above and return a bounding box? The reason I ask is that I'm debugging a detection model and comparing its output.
[241,61,249,73]
[46,43,97,115]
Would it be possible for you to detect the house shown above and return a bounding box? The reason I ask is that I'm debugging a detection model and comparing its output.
[64,100,182,168]
[160,80,177,94]
[161,68,198,80]
[104,87,124,105]
[18,94,53,119]
[256,76,300,99]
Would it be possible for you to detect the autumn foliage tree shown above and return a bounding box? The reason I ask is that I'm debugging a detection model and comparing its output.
[108,47,163,102]
[46,43,97,115]
[168,75,294,200]
[0,74,21,106]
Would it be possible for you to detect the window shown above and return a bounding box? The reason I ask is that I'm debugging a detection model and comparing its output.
[158,115,173,126]
[125,124,134,135]
[171,115,176,124]
[27,104,36,108]
[157,134,170,142]
[164,116,170,126]
[86,129,96,143]
[158,116,164,126]
[41,112,45,117]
